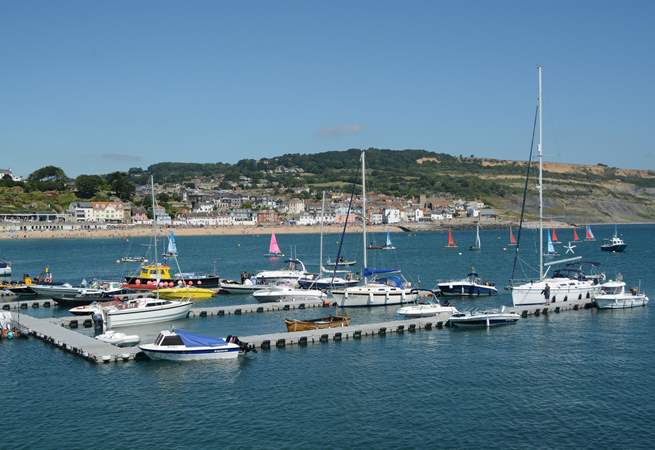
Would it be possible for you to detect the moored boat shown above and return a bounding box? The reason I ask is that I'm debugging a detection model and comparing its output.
[0,259,11,276]
[139,329,247,361]
[284,315,350,332]
[254,258,313,287]
[265,233,285,257]
[594,279,648,309]
[92,297,193,328]
[253,286,327,303]
[396,291,459,318]
[437,269,497,297]
[96,330,140,347]
[155,286,215,300]
[600,226,627,252]
[448,308,520,328]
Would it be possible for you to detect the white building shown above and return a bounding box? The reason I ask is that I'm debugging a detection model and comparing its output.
[369,212,384,225]
[0,168,23,182]
[413,209,424,222]
[383,208,401,224]
[288,198,306,215]
[68,201,128,223]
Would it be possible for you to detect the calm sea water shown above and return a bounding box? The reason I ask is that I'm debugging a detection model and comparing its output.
[1,225,654,449]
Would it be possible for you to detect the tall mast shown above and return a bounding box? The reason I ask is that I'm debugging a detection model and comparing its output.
[319,191,325,274]
[361,150,368,283]
[150,175,159,282]
[538,65,544,279]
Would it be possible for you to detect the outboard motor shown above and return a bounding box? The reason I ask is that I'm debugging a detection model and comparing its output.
[92,312,104,336]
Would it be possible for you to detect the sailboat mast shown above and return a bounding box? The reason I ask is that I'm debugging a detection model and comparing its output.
[151,176,158,276]
[320,191,325,274]
[538,65,544,280]
[361,150,368,283]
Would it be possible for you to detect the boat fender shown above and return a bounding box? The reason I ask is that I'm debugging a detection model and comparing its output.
[298,303,305,310]
[319,334,328,343]
[555,306,561,313]
[1,304,9,311]
[298,336,308,346]
[521,310,528,318]
[396,325,404,333]
[234,308,242,315]
[534,309,540,316]
[573,304,579,310]
[542,308,548,315]
[282,305,290,311]
[436,321,444,329]
[43,301,50,308]
[199,311,207,318]
[275,338,285,348]
[32,302,39,308]
[217,310,225,316]
[353,330,362,339]
[378,327,387,336]
[261,340,271,350]
[408,324,416,332]
[256,307,264,313]
[424,323,432,330]
[333,332,342,341]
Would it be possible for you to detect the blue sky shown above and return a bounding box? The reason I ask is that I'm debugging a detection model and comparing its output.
[1,0,653,176]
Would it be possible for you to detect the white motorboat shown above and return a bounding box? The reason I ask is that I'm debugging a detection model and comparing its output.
[437,269,497,297]
[252,286,327,303]
[330,151,417,308]
[139,329,244,361]
[219,272,267,294]
[510,67,601,307]
[396,291,459,318]
[254,258,314,287]
[96,330,140,347]
[31,280,123,299]
[448,308,520,328]
[594,280,648,309]
[0,259,11,276]
[600,226,627,252]
[92,297,193,328]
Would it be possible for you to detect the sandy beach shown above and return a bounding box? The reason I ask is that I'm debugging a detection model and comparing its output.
[0,218,588,241]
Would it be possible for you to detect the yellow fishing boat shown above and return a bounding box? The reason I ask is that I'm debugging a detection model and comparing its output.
[155,286,215,300]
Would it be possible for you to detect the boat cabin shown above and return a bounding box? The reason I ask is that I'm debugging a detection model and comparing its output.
[154,331,184,347]
[138,264,172,280]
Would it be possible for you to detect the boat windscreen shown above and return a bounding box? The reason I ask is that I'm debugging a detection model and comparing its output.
[174,329,227,347]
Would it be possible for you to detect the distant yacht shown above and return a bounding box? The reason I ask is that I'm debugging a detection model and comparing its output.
[437,268,497,297]
[600,226,627,252]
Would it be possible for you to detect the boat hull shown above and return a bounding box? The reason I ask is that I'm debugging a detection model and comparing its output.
[139,346,240,361]
[219,282,265,294]
[449,314,519,328]
[595,295,649,309]
[107,302,192,327]
[438,283,497,297]
[511,279,600,307]
[601,244,627,252]
[284,316,350,332]
[124,275,220,289]
[331,287,417,307]
[297,278,360,290]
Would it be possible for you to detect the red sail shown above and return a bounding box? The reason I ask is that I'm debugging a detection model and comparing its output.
[551,228,559,243]
[572,228,580,241]
[509,226,517,245]
[447,229,457,247]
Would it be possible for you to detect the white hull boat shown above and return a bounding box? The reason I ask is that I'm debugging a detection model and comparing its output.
[96,330,140,347]
[93,298,193,328]
[511,277,600,307]
[449,309,520,328]
[397,292,459,318]
[332,283,417,307]
[255,259,314,287]
[140,329,242,361]
[219,279,266,294]
[253,287,327,303]
[0,260,11,276]
[594,280,649,309]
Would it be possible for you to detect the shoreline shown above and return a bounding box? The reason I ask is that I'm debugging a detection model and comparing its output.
[1,220,652,241]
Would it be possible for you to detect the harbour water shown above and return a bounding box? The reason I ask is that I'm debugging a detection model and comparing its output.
[1,224,654,449]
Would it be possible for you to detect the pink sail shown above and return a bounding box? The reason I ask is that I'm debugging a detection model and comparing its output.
[269,233,282,255]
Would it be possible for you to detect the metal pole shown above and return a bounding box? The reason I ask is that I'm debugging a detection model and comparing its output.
[361,150,367,284]
[538,66,544,280]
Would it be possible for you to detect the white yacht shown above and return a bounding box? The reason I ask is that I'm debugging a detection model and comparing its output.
[397,291,459,318]
[31,280,123,299]
[594,280,648,309]
[331,151,417,307]
[254,258,314,287]
[92,297,192,328]
[139,329,243,361]
[510,67,601,307]
[252,286,327,303]
[0,259,11,276]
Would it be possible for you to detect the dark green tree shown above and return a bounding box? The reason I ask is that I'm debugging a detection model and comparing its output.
[106,171,135,201]
[75,174,104,198]
[26,166,67,191]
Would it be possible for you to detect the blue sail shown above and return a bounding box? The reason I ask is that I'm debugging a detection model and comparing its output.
[167,232,178,256]
[547,231,555,254]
